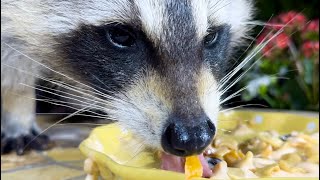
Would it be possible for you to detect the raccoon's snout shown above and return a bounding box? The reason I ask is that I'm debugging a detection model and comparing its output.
[161,115,216,157]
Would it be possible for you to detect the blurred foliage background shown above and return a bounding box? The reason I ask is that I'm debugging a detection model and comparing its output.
[227,0,319,111]
[254,0,319,20]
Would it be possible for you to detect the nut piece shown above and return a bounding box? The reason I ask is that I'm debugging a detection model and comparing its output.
[228,168,258,179]
[255,163,280,177]
[210,161,230,180]
[230,124,255,137]
[212,146,231,159]
[259,144,273,158]
[253,158,276,168]
[258,132,283,149]
[234,151,255,170]
[223,150,245,166]
[269,142,296,160]
[279,160,307,173]
[214,135,239,150]
[84,158,99,180]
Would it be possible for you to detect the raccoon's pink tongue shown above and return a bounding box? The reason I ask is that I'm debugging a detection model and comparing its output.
[160,153,212,178]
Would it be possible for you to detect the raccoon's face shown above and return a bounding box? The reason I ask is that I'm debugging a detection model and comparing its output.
[4,0,253,156]
[54,0,253,156]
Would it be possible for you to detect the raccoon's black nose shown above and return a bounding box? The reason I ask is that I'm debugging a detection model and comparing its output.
[161,115,216,157]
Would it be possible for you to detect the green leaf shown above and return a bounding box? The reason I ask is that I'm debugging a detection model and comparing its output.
[303,59,314,85]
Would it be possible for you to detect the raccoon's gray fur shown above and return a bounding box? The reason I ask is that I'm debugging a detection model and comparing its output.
[1,0,254,155]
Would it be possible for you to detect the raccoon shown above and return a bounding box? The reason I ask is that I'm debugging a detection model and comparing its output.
[1,0,254,168]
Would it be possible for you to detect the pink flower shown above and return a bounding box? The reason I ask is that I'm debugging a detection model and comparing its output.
[256,31,274,57]
[279,11,307,26]
[305,19,319,32]
[256,31,290,57]
[264,11,308,33]
[301,19,319,40]
[256,31,269,44]
[267,18,283,31]
[302,41,319,58]
[261,44,273,57]
[275,32,290,49]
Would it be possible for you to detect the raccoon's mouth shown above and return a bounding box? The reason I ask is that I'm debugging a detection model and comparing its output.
[160,152,212,177]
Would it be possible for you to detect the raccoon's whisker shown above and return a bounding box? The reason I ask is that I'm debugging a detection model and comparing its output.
[37,76,128,105]
[88,72,134,105]
[20,83,109,111]
[38,74,126,103]
[34,83,106,104]
[243,9,309,28]
[37,113,108,119]
[220,74,289,105]
[218,37,272,91]
[126,144,145,164]
[208,0,224,11]
[228,17,273,71]
[218,30,279,90]
[72,70,125,99]
[219,19,281,86]
[217,128,232,133]
[117,142,145,165]
[33,84,112,110]
[218,51,263,95]
[209,2,231,19]
[23,104,93,151]
[10,91,111,119]
[218,119,249,123]
[4,62,133,113]
[43,74,133,106]
[2,63,122,106]
[56,123,106,126]
[220,40,293,97]
[219,100,248,107]
[36,98,107,117]
[209,0,229,16]
[36,98,110,119]
[34,98,116,120]
[220,85,249,104]
[242,21,288,28]
[51,79,133,107]
[3,43,121,102]
[220,104,269,113]
[88,73,109,89]
[219,31,284,95]
[219,13,308,94]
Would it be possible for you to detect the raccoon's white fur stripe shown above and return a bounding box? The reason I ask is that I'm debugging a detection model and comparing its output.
[182,0,254,43]
[1,0,133,44]
[197,66,220,126]
[134,0,165,42]
[208,0,254,45]
[191,0,209,39]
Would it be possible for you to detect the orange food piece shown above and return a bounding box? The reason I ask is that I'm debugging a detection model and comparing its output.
[223,150,246,166]
[185,156,203,180]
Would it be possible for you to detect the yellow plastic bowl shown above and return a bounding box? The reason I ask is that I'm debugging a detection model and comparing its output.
[79,110,319,180]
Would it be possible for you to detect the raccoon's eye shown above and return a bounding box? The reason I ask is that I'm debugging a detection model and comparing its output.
[107,27,136,48]
[204,31,218,47]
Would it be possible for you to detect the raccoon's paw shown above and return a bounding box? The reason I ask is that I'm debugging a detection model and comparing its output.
[1,128,52,155]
